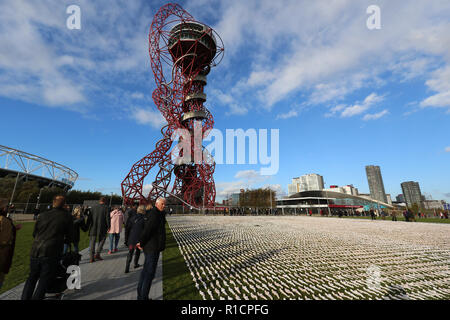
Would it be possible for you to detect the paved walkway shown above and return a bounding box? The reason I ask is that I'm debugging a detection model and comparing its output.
[0,232,163,300]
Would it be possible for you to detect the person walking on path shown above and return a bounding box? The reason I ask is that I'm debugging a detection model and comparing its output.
[108,206,124,254]
[33,205,40,221]
[391,210,398,221]
[86,197,110,263]
[63,206,88,254]
[370,209,376,220]
[124,204,137,247]
[0,199,22,289]
[403,210,409,222]
[21,195,73,300]
[136,198,167,300]
[124,205,147,273]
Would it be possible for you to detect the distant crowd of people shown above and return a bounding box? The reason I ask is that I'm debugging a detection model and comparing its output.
[202,207,282,216]
[0,195,167,300]
[204,206,449,221]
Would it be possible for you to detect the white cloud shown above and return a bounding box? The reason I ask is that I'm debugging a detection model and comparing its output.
[196,0,450,113]
[339,93,384,118]
[247,71,277,87]
[142,184,153,197]
[130,107,166,129]
[445,147,450,153]
[131,92,145,100]
[363,109,389,121]
[228,104,248,116]
[341,104,368,118]
[210,88,248,115]
[234,170,269,184]
[324,104,345,118]
[421,65,450,108]
[215,169,270,199]
[0,0,152,112]
[363,93,384,106]
[2,0,450,118]
[389,57,434,81]
[276,110,298,120]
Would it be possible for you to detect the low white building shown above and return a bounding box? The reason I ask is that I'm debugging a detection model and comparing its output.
[422,200,445,210]
[288,174,324,196]
[323,185,359,196]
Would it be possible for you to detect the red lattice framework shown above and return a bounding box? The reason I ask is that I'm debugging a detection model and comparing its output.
[121,3,224,208]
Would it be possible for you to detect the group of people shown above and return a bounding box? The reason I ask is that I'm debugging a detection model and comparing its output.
[0,194,167,300]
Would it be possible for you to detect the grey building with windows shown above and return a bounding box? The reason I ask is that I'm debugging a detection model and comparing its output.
[365,165,388,203]
[401,181,423,208]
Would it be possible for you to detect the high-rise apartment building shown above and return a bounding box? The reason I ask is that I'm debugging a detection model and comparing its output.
[401,181,423,208]
[365,165,388,203]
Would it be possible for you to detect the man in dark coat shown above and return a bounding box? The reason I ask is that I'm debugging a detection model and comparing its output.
[125,205,146,273]
[86,197,110,262]
[124,204,137,247]
[21,195,73,300]
[136,198,166,300]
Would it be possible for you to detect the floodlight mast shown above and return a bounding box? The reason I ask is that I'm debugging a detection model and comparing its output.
[121,3,224,208]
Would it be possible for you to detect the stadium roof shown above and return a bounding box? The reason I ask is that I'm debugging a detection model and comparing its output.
[0,145,78,190]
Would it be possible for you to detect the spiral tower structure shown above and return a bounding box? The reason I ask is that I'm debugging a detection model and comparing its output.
[121,3,224,208]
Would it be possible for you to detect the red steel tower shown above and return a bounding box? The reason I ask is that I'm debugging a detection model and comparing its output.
[121,3,224,208]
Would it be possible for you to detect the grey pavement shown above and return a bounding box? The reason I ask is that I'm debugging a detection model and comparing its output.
[0,231,163,300]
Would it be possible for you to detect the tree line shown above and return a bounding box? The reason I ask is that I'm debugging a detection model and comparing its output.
[238,188,277,208]
[0,175,122,205]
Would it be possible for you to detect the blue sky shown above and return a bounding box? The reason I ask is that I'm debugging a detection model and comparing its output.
[0,0,449,202]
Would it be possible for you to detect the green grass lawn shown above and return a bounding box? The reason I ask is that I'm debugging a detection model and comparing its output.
[162,222,201,300]
[0,221,90,295]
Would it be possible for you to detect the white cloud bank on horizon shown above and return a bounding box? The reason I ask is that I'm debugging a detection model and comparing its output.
[1,0,450,120]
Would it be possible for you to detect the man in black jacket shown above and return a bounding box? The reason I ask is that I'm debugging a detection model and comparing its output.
[21,195,73,300]
[124,204,137,247]
[86,197,110,262]
[136,197,166,300]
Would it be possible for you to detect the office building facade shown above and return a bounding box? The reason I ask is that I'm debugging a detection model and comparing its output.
[365,165,388,203]
[401,181,423,208]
